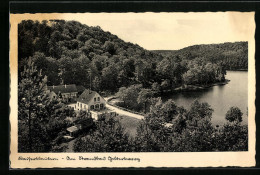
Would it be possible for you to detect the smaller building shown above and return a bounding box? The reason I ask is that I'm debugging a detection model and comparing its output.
[46,90,58,101]
[66,118,94,137]
[47,84,78,102]
[66,125,79,137]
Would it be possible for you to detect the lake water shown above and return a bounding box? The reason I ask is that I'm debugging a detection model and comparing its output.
[166,71,248,125]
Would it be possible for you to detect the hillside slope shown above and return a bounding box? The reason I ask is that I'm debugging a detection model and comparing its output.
[18,20,162,89]
[18,20,246,95]
[152,42,248,70]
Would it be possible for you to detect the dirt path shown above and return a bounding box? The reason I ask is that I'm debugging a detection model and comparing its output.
[104,97,144,120]
[66,139,76,152]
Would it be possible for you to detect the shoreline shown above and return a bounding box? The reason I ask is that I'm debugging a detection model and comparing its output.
[227,69,248,71]
[172,79,230,92]
[106,79,231,117]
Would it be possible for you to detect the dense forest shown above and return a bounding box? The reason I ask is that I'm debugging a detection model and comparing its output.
[18,20,248,152]
[18,20,161,92]
[18,20,236,95]
[74,99,248,152]
[18,60,247,152]
[153,42,248,70]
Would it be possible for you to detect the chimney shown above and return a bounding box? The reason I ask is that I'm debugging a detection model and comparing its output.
[65,84,67,88]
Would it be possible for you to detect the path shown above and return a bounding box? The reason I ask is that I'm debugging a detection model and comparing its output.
[65,139,76,152]
[104,97,144,120]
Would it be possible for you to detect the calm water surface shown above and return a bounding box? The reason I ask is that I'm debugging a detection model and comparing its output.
[166,71,248,125]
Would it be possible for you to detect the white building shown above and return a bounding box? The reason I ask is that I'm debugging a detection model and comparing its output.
[76,89,106,111]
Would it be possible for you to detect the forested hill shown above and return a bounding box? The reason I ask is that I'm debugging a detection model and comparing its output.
[19,20,162,62]
[18,20,230,94]
[152,42,248,70]
[18,20,163,89]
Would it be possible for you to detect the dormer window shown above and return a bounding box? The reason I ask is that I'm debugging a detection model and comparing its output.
[97,97,100,101]
[94,98,96,102]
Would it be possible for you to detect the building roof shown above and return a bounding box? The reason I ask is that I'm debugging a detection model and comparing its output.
[75,118,93,126]
[76,85,86,93]
[47,91,57,98]
[77,89,99,105]
[164,123,173,128]
[47,84,78,94]
[67,126,79,133]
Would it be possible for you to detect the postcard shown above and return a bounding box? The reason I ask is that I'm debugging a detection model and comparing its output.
[9,12,255,168]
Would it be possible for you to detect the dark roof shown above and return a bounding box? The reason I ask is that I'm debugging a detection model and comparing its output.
[76,85,86,93]
[77,89,99,105]
[47,84,77,94]
[75,118,93,127]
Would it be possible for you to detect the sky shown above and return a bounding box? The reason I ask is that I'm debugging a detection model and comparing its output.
[60,12,254,50]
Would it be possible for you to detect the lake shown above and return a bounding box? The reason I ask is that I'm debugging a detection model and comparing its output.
[166,71,248,125]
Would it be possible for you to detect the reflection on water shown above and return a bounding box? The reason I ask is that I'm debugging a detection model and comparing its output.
[164,71,248,125]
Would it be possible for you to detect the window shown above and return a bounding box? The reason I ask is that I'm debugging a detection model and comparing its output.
[80,104,82,109]
[95,104,99,109]
[100,103,104,109]
[84,105,86,109]
[94,98,96,102]
[90,105,94,110]
[97,97,100,101]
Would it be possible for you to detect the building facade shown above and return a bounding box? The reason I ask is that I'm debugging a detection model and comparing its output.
[76,89,106,111]
[47,84,78,102]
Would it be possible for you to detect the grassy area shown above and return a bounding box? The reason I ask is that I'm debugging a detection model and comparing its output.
[115,115,141,138]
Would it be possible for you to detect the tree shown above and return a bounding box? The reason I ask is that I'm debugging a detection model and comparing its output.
[18,20,39,60]
[161,100,178,123]
[117,59,135,87]
[156,56,186,90]
[18,58,70,152]
[133,119,164,152]
[58,56,74,84]
[215,107,247,151]
[101,64,118,91]
[116,84,143,111]
[73,117,132,152]
[18,58,49,152]
[215,122,248,151]
[116,87,128,105]
[31,52,60,85]
[137,89,154,113]
[173,100,216,151]
[134,60,154,87]
[151,82,161,95]
[133,97,178,152]
[225,106,243,123]
[103,41,116,55]
[146,97,167,129]
[92,76,102,92]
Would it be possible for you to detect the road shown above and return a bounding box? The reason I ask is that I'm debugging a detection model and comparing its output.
[104,97,144,120]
